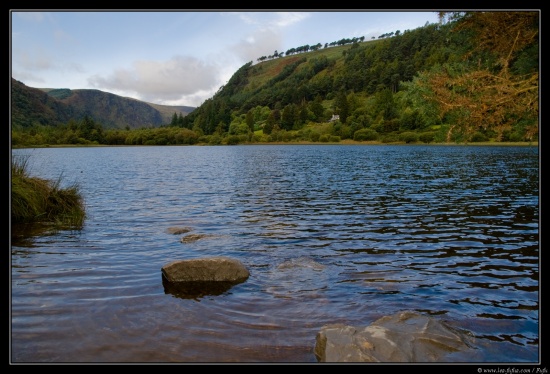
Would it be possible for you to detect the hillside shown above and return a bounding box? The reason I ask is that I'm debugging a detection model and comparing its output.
[11,78,195,130]
[11,12,538,146]
[147,102,196,123]
[179,12,538,144]
[11,78,72,128]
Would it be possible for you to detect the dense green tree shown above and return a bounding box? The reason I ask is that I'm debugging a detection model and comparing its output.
[334,90,350,123]
[309,95,325,121]
[373,89,398,121]
[281,104,297,130]
[246,111,254,132]
[399,107,426,131]
[171,112,178,126]
[298,101,309,125]
[263,111,276,135]
[252,105,271,124]
[272,108,281,123]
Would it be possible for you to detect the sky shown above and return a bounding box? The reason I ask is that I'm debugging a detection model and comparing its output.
[10,10,441,108]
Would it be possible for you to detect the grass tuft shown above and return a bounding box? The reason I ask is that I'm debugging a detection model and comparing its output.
[11,154,86,227]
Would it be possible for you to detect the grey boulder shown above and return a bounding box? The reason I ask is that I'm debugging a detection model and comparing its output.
[314,311,475,362]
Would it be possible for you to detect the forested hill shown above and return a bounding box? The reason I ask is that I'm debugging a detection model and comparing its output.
[11,12,538,146]
[179,11,538,144]
[11,78,195,130]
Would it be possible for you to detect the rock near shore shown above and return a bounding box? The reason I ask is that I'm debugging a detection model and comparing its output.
[314,311,475,362]
[161,257,249,299]
[161,256,249,283]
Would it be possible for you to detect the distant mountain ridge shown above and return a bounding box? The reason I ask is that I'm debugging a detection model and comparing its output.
[10,78,195,129]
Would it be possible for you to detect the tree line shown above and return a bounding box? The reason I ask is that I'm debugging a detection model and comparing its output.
[12,12,538,147]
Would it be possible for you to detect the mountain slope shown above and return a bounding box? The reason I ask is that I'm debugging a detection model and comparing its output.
[11,78,195,129]
[11,78,72,128]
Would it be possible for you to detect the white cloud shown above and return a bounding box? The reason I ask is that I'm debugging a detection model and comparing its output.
[225,12,309,63]
[12,70,46,84]
[13,47,86,74]
[88,55,222,106]
[14,49,55,71]
[234,12,259,25]
[271,12,310,27]
[231,28,282,62]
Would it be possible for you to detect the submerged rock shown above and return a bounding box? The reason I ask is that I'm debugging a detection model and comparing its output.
[180,233,208,243]
[166,226,193,235]
[314,311,475,362]
[277,256,326,271]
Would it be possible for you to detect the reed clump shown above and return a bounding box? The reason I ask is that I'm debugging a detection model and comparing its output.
[11,154,86,227]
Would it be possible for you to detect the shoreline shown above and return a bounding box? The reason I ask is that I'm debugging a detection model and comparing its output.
[11,141,539,149]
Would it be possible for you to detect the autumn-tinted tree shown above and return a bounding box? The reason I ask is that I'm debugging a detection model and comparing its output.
[422,11,539,141]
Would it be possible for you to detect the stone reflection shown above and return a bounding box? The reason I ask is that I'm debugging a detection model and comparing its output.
[162,277,237,300]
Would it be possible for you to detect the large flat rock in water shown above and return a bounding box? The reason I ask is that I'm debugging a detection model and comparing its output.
[314,311,475,362]
[161,257,249,283]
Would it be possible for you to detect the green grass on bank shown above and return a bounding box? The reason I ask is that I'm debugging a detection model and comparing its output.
[11,154,86,227]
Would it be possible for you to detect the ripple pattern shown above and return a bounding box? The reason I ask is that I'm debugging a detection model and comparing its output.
[11,145,539,362]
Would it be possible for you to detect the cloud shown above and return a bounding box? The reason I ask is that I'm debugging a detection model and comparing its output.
[82,12,312,105]
[13,47,86,73]
[15,50,56,71]
[231,28,283,62]
[88,55,222,106]
[233,11,310,28]
[225,12,311,63]
[11,70,46,84]
[234,12,260,25]
[271,12,310,27]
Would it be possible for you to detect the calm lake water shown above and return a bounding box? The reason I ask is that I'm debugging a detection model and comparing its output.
[10,144,540,363]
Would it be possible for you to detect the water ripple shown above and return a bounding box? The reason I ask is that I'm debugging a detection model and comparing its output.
[11,145,539,363]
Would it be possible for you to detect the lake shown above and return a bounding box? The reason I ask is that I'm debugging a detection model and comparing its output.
[10,144,540,363]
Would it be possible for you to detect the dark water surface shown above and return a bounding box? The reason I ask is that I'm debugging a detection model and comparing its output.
[10,145,540,363]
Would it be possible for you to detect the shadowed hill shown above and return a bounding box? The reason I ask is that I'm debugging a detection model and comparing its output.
[11,78,195,130]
